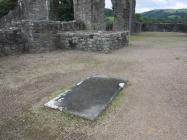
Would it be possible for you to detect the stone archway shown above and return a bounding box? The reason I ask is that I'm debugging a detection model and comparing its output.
[73,0,134,31]
[0,0,135,31]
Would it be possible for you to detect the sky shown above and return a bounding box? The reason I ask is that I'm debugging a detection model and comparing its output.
[105,0,187,13]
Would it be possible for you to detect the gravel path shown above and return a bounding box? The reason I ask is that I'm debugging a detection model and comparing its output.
[0,32,186,140]
[88,32,187,140]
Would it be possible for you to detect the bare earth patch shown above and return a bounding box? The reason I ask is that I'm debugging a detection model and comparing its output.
[0,32,187,140]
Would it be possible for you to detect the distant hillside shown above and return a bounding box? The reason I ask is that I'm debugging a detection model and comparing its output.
[141,9,187,23]
[104,8,187,24]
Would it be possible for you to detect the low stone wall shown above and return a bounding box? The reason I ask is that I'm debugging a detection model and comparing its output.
[0,20,129,56]
[142,23,187,32]
[0,20,85,56]
[0,29,28,56]
[58,31,128,53]
[21,20,85,53]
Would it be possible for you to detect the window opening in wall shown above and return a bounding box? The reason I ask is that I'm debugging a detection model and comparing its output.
[58,0,74,21]
[105,0,114,31]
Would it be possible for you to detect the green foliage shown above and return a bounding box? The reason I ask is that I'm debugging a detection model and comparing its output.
[104,9,114,30]
[135,14,144,22]
[105,16,114,30]
[105,16,114,24]
[58,0,74,21]
[104,8,113,17]
[0,0,17,18]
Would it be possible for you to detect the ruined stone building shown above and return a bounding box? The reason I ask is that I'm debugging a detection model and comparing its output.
[73,0,106,30]
[0,0,136,56]
[73,0,136,31]
[0,0,136,30]
[0,0,60,27]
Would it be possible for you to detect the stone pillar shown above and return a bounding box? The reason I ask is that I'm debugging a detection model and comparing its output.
[130,0,136,33]
[23,0,50,20]
[49,0,59,21]
[73,0,105,30]
[9,0,59,21]
[112,0,130,31]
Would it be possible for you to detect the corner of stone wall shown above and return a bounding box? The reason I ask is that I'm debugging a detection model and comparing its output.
[57,31,129,53]
[19,20,86,53]
[0,28,29,56]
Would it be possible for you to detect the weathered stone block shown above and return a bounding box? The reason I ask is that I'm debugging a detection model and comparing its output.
[45,76,127,120]
[73,0,105,30]
[142,23,187,32]
[58,31,129,53]
[0,29,27,56]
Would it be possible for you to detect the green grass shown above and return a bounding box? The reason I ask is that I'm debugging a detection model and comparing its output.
[105,16,114,22]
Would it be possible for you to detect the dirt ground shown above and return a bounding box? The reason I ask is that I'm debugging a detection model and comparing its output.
[0,32,187,140]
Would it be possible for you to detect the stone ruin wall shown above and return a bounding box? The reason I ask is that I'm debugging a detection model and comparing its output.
[0,22,128,56]
[58,31,128,53]
[23,20,85,53]
[132,22,142,33]
[0,28,28,56]
[112,0,130,31]
[0,0,131,56]
[0,0,134,31]
[142,23,187,33]
[73,0,105,30]
[130,0,137,33]
[73,0,135,31]
[0,0,60,28]
[0,21,85,56]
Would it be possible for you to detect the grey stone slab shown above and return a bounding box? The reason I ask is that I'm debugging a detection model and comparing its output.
[45,76,127,120]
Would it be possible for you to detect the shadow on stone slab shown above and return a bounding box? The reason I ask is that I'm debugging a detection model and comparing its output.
[45,76,128,120]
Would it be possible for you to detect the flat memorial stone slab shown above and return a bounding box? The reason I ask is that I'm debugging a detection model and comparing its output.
[45,76,127,120]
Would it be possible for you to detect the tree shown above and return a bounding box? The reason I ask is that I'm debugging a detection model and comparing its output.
[58,0,74,21]
[0,0,17,18]
[135,14,144,22]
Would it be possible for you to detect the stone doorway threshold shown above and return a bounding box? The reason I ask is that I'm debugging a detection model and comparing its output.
[45,76,127,120]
